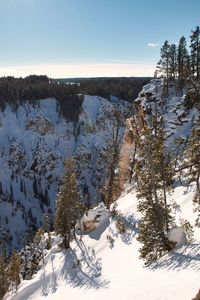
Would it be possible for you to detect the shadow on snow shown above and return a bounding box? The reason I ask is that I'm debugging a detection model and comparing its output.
[150,243,200,272]
[60,240,110,290]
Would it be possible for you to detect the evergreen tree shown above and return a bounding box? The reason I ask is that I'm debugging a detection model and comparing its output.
[44,188,50,206]
[169,43,177,80]
[102,111,122,209]
[33,175,38,197]
[43,213,51,249]
[9,250,21,290]
[135,116,173,265]
[0,254,9,300]
[54,157,83,248]
[156,41,171,81]
[34,228,45,246]
[190,26,200,80]
[10,181,13,199]
[43,213,50,234]
[20,179,23,193]
[177,36,190,88]
[0,181,2,194]
[34,228,45,264]
[184,124,200,204]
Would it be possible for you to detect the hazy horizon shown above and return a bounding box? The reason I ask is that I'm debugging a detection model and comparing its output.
[1,0,200,78]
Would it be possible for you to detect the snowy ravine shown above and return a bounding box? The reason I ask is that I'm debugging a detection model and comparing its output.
[5,184,200,300]
[0,95,129,251]
[3,79,200,300]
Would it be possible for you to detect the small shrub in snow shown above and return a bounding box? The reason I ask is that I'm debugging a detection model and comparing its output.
[106,234,115,248]
[179,218,194,243]
[195,215,200,227]
[193,192,200,205]
[111,201,118,218]
[72,259,81,269]
[82,220,96,232]
[42,213,52,249]
[171,199,181,213]
[116,216,127,234]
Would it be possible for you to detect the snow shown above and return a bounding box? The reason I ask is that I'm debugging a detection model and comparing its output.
[0,95,129,251]
[79,202,110,232]
[5,184,200,300]
[167,227,187,247]
[81,95,101,122]
[2,79,200,300]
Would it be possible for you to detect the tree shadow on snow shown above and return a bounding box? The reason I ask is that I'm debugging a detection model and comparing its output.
[109,213,138,246]
[9,250,59,300]
[149,243,200,272]
[42,251,58,296]
[60,242,110,290]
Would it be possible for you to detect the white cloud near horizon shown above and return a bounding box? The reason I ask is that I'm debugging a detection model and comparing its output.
[148,42,160,47]
[0,62,155,78]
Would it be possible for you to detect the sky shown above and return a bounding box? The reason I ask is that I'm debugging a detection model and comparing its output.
[0,0,199,78]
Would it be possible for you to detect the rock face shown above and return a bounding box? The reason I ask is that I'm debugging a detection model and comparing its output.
[119,79,198,186]
[136,79,197,146]
[79,202,110,233]
[0,95,130,252]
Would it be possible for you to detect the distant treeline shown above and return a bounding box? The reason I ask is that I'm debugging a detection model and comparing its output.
[0,75,83,121]
[57,77,152,102]
[0,76,152,120]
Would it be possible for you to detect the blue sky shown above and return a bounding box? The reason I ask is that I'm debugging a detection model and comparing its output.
[0,0,199,77]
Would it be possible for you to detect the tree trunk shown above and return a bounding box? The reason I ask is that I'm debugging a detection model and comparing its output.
[196,164,200,204]
[63,232,70,249]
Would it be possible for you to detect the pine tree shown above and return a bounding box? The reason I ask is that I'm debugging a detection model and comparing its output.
[190,26,200,80]
[135,116,173,265]
[156,41,171,80]
[0,181,2,194]
[43,213,50,234]
[43,213,51,249]
[184,124,200,204]
[44,188,50,206]
[34,228,45,264]
[0,254,9,300]
[33,175,38,197]
[9,250,21,290]
[102,111,122,209]
[169,43,177,80]
[177,36,190,89]
[54,157,83,248]
[20,179,23,193]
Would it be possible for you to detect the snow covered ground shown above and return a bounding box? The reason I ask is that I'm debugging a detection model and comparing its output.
[0,95,129,251]
[5,184,200,300]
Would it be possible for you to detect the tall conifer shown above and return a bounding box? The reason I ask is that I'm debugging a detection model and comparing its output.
[135,116,173,265]
[190,26,200,79]
[54,157,83,248]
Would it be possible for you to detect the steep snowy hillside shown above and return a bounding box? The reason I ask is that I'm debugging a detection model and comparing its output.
[135,79,197,146]
[5,185,200,300]
[3,78,200,300]
[119,78,198,187]
[0,95,129,251]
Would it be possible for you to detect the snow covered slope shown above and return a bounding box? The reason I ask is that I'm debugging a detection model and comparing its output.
[0,95,129,251]
[135,79,197,148]
[3,79,200,300]
[5,185,200,300]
